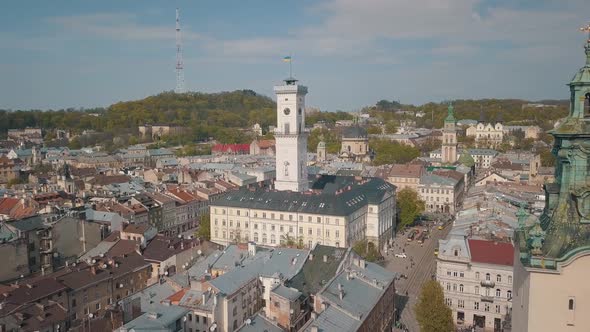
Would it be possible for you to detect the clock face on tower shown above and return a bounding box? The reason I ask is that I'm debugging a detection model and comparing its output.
[283,108,291,115]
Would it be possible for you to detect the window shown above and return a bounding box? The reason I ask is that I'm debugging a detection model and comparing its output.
[96,303,100,310]
[495,305,501,314]
[446,283,451,291]
[271,213,275,219]
[447,271,452,276]
[271,225,275,231]
[308,228,312,235]
[458,300,464,308]
[484,303,490,312]
[474,302,479,310]
[274,301,280,308]
[569,298,575,310]
[507,290,512,299]
[459,272,464,278]
[508,276,512,284]
[280,225,284,232]
[475,272,480,279]
[496,289,501,297]
[254,223,258,230]
[317,217,321,223]
[308,216,312,222]
[316,228,321,236]
[459,284,464,293]
[233,306,237,316]
[485,273,490,281]
[452,284,457,292]
[253,232,259,242]
[326,230,330,238]
[280,214,283,220]
[453,272,458,277]
[237,210,240,216]
[299,227,303,234]
[497,274,502,283]
[289,226,293,233]
[335,230,340,238]
[475,286,479,295]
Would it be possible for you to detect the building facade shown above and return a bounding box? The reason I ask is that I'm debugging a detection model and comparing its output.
[437,236,514,331]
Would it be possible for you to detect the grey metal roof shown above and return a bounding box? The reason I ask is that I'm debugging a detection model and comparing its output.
[209,247,308,296]
[468,148,498,156]
[288,245,348,296]
[120,303,188,331]
[420,174,458,187]
[237,313,284,332]
[271,284,301,301]
[212,175,394,217]
[9,215,47,232]
[125,282,178,312]
[304,305,360,332]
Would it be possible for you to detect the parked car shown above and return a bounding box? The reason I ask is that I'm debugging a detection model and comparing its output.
[395,253,407,258]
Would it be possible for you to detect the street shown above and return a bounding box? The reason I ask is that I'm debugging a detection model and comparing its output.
[384,223,453,332]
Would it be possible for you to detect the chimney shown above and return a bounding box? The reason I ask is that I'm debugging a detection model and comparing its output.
[339,289,344,300]
[309,254,313,261]
[248,242,256,256]
[358,258,366,269]
[337,283,343,291]
[323,255,328,263]
[202,293,206,304]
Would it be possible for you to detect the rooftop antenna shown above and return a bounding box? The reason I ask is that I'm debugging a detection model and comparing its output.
[175,8,186,93]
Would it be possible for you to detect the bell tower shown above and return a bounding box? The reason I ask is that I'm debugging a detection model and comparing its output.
[274,78,309,192]
[442,103,457,164]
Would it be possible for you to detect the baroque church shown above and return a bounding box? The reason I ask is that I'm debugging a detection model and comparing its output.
[511,28,590,331]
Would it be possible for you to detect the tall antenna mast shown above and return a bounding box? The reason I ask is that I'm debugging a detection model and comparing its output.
[175,8,185,93]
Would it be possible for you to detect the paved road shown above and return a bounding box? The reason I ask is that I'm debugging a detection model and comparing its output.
[384,223,452,331]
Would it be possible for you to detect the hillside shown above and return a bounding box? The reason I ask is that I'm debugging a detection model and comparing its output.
[369,98,569,130]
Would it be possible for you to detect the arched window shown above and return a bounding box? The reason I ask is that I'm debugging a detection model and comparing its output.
[585,93,590,117]
[459,284,464,292]
[496,289,501,297]
[507,290,512,299]
[485,273,490,281]
[569,298,575,310]
[497,274,502,283]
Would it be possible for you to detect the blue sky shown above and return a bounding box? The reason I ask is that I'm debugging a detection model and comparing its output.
[0,0,588,111]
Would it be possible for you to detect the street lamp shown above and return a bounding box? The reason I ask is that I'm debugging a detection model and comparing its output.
[88,313,94,332]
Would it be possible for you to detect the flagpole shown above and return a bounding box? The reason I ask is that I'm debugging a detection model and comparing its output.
[289,54,292,78]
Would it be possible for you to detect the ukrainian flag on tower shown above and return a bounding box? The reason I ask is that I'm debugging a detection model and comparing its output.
[283,56,292,62]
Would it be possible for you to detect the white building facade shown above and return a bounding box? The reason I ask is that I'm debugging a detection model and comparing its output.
[437,236,514,331]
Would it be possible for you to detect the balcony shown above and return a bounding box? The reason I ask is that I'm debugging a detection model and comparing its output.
[481,295,495,303]
[481,280,495,287]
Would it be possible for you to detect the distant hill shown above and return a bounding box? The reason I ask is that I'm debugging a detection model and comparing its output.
[368,98,569,130]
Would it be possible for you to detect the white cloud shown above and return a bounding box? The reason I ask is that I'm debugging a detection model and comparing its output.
[208,0,587,63]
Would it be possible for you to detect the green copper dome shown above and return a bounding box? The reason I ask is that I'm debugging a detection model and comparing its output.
[444,104,456,123]
[458,150,475,167]
[569,41,590,85]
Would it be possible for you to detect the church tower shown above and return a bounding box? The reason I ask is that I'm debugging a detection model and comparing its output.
[317,140,326,162]
[442,104,457,164]
[512,25,590,332]
[274,78,308,192]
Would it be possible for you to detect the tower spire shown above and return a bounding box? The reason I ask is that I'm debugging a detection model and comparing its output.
[581,22,590,66]
[175,8,186,93]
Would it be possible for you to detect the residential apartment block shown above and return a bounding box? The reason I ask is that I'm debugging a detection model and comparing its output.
[437,236,514,331]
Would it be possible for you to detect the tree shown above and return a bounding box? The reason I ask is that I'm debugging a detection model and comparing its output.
[352,240,380,262]
[415,280,454,332]
[384,121,398,134]
[370,139,420,166]
[397,187,425,230]
[280,234,297,247]
[367,125,382,135]
[540,148,556,167]
[197,214,211,240]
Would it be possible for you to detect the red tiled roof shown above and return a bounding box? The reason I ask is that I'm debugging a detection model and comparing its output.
[123,223,150,234]
[388,163,424,178]
[468,239,514,266]
[0,198,19,215]
[212,144,249,154]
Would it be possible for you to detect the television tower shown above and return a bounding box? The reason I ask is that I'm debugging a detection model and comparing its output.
[175,8,185,93]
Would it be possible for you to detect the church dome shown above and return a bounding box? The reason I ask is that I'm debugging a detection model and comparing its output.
[458,151,475,168]
[342,125,368,139]
[570,43,590,85]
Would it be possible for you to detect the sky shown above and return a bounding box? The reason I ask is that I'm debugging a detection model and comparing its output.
[0,0,588,111]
